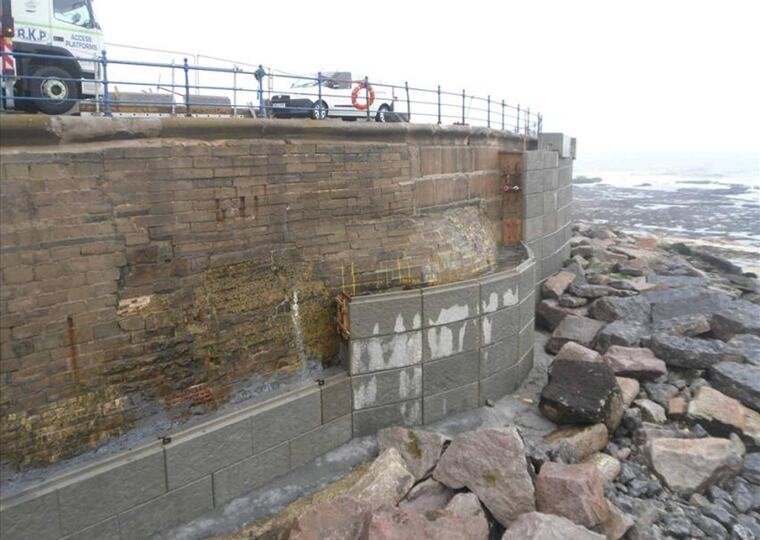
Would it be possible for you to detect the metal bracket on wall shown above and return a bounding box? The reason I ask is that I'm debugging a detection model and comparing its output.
[499,152,523,245]
[336,292,351,340]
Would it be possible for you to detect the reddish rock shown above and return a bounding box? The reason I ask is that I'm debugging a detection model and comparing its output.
[361,507,483,540]
[544,424,609,462]
[634,398,667,423]
[538,299,590,332]
[616,377,640,407]
[555,342,603,363]
[290,494,371,540]
[433,427,535,527]
[687,386,746,437]
[584,452,622,483]
[535,462,610,529]
[603,346,667,380]
[398,478,453,513]
[598,501,634,540]
[668,397,688,419]
[502,512,605,540]
[543,271,577,299]
[378,427,448,481]
[546,315,606,354]
[347,448,415,510]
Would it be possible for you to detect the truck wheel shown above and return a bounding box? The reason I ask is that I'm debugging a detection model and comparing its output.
[311,100,328,120]
[28,66,79,115]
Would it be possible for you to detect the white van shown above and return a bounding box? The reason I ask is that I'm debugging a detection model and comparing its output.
[269,71,398,122]
[1,0,104,114]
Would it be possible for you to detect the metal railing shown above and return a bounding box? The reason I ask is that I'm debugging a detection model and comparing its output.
[0,50,542,136]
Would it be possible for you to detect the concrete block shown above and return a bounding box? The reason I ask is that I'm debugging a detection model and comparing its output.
[525,150,558,171]
[543,190,558,212]
[321,374,352,423]
[118,476,213,540]
[558,184,573,208]
[422,280,479,327]
[524,193,544,218]
[349,330,422,375]
[61,518,120,540]
[349,289,422,338]
[352,365,421,410]
[165,414,253,490]
[480,271,519,314]
[423,318,478,361]
[423,350,479,395]
[480,338,519,378]
[58,443,166,535]
[480,305,520,346]
[558,164,572,186]
[523,216,543,242]
[290,415,352,469]
[479,363,523,405]
[352,400,421,438]
[251,390,322,453]
[212,443,290,506]
[523,170,544,194]
[539,133,572,158]
[543,168,559,191]
[525,239,542,262]
[423,383,479,424]
[519,321,535,356]
[0,491,60,540]
[542,207,558,234]
[519,291,535,327]
[519,261,536,300]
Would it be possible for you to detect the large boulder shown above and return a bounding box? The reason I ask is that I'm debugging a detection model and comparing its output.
[645,436,745,495]
[540,359,623,430]
[502,512,605,540]
[588,295,651,324]
[444,493,490,539]
[290,495,371,540]
[543,424,609,462]
[361,506,487,540]
[433,427,535,527]
[687,386,747,437]
[644,288,732,322]
[535,462,609,529]
[398,478,454,513]
[538,299,590,332]
[634,398,667,423]
[725,334,760,366]
[649,333,729,369]
[652,314,711,337]
[709,362,760,412]
[603,346,667,380]
[347,448,416,510]
[378,427,448,481]
[599,501,634,540]
[546,315,607,354]
[555,342,603,363]
[594,320,648,352]
[711,301,760,341]
[570,284,620,299]
[543,271,577,299]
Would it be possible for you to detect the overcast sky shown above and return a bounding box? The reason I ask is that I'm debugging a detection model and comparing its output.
[94,0,759,169]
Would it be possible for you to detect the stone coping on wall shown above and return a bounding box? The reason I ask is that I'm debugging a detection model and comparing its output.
[0,244,537,540]
[0,116,533,148]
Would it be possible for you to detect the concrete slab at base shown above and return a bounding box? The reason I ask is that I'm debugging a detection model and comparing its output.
[423,318,479,361]
[0,491,60,540]
[251,390,322,454]
[352,400,422,438]
[348,289,422,338]
[289,415,352,469]
[211,443,290,506]
[423,383,480,424]
[423,351,479,395]
[422,280,480,327]
[349,331,423,374]
[351,366,422,410]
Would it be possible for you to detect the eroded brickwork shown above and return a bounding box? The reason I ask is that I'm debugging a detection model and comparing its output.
[0,126,519,468]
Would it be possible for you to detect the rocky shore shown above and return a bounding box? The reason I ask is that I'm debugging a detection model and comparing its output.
[220,225,759,540]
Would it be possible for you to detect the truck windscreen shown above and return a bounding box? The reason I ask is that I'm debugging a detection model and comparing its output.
[53,0,95,29]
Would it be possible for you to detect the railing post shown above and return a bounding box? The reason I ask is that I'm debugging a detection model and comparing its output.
[487,95,491,128]
[405,81,410,122]
[461,89,465,125]
[538,113,543,135]
[501,99,505,131]
[516,104,521,134]
[183,57,191,117]
[170,60,176,116]
[317,71,323,118]
[232,66,238,117]
[364,76,370,121]
[526,107,531,136]
[255,65,266,118]
[437,85,441,124]
[101,50,111,117]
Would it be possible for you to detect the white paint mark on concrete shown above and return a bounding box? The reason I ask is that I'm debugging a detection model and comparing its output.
[351,332,422,373]
[482,316,493,345]
[394,314,406,333]
[398,367,422,400]
[482,292,498,313]
[412,313,421,330]
[372,323,380,336]
[353,376,377,409]
[428,304,470,327]
[503,287,519,307]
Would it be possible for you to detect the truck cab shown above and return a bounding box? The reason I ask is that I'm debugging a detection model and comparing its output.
[1,0,104,114]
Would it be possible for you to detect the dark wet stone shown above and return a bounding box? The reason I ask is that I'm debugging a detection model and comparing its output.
[733,480,754,513]
[744,454,760,485]
[643,382,679,407]
[546,315,606,354]
[649,333,729,369]
[709,362,760,411]
[652,314,711,337]
[703,502,735,526]
[695,515,728,539]
[595,320,649,353]
[559,294,589,308]
[570,283,618,299]
[589,295,652,323]
[712,300,760,341]
[661,515,693,538]
[725,334,760,366]
[644,288,732,322]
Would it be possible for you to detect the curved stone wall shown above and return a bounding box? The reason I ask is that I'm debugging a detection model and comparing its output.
[346,246,536,435]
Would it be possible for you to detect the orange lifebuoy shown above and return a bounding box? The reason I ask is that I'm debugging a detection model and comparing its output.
[351,82,375,110]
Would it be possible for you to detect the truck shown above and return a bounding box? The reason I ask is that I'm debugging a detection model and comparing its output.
[1,0,104,114]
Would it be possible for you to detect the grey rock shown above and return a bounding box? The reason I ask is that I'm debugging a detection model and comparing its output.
[725,334,760,366]
[703,502,735,526]
[744,453,760,484]
[589,295,652,323]
[634,399,667,423]
[649,333,729,369]
[347,448,415,510]
[546,315,607,354]
[733,481,755,512]
[645,288,732,322]
[595,320,649,353]
[433,427,535,527]
[652,314,711,337]
[710,362,760,411]
[731,524,755,540]
[378,427,448,482]
[643,382,679,407]
[712,300,760,341]
[539,359,623,429]
[537,299,590,332]
[661,516,692,538]
[570,283,619,299]
[604,346,667,380]
[695,515,729,539]
[559,294,590,308]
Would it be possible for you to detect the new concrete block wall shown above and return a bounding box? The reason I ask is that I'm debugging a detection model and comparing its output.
[0,374,352,540]
[523,133,575,283]
[345,248,536,434]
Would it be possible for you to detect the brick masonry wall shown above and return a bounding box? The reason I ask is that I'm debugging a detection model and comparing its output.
[0,118,524,469]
